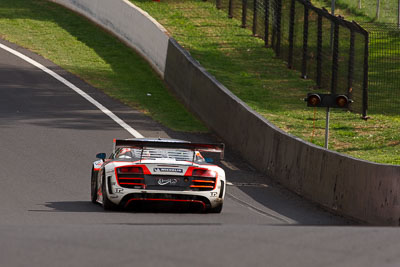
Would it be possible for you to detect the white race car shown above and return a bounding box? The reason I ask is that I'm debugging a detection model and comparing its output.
[91,138,226,213]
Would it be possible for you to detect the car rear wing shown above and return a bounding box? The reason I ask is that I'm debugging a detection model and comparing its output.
[113,139,225,159]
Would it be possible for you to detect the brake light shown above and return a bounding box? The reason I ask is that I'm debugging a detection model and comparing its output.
[192,168,216,178]
[118,167,143,174]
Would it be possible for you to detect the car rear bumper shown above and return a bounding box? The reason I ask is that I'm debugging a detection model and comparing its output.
[119,192,212,210]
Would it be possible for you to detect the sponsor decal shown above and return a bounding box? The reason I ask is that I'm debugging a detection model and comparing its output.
[153,168,183,173]
[115,188,124,193]
[210,192,218,197]
[94,160,103,167]
[157,178,179,186]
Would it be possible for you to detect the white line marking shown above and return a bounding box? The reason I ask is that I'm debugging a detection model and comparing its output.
[0,43,144,138]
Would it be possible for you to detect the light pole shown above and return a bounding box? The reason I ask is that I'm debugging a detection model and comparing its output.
[305,94,352,149]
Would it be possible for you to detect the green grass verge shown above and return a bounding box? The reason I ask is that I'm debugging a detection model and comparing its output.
[0,0,207,132]
[130,0,400,165]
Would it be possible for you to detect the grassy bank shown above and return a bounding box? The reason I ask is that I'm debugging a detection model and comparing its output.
[0,0,207,132]
[131,0,400,165]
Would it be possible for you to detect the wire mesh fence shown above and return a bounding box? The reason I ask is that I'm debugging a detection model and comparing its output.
[337,0,400,25]
[211,0,369,116]
[185,0,400,116]
[363,23,400,114]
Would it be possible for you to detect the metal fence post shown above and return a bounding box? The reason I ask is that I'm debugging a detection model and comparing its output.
[276,0,282,56]
[362,32,369,118]
[288,0,296,68]
[264,0,270,46]
[331,20,339,94]
[271,0,276,48]
[398,0,400,28]
[347,29,355,99]
[242,0,248,27]
[316,14,322,87]
[216,0,222,9]
[229,0,234,18]
[301,4,309,79]
[253,0,258,35]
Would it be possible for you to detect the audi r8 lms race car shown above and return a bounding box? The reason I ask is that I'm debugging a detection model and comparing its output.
[91,138,226,213]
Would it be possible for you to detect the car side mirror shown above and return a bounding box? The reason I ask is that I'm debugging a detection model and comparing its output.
[205,158,214,163]
[96,153,106,160]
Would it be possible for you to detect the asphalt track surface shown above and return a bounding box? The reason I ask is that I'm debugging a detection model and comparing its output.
[1,39,400,267]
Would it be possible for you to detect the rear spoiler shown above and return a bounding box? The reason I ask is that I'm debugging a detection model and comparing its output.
[113,139,225,159]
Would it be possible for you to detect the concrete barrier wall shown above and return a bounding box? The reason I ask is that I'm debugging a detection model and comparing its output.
[49,0,400,225]
[164,39,400,225]
[50,0,169,77]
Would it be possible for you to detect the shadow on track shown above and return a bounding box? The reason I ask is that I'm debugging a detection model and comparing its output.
[29,201,103,212]
[30,201,206,214]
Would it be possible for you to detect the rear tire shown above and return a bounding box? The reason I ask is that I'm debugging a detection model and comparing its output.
[102,175,118,211]
[90,168,98,204]
[208,203,223,213]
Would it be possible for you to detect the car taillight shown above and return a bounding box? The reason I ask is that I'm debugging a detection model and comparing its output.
[192,168,216,178]
[118,166,143,174]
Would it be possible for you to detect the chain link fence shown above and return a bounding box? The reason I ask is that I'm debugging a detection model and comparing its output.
[199,0,400,116]
[363,23,400,114]
[212,0,369,117]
